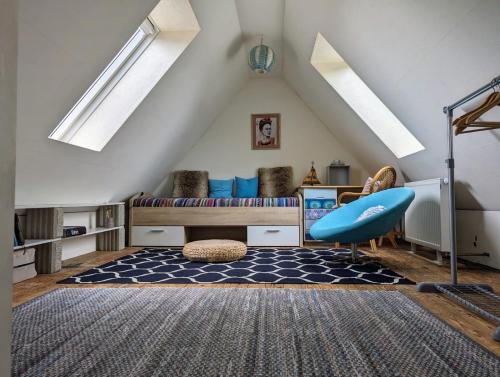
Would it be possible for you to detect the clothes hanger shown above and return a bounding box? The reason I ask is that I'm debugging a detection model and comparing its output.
[453,92,497,133]
[453,92,498,128]
[453,90,500,135]
[464,91,500,123]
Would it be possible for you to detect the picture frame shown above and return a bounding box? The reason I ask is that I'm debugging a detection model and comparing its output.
[251,113,281,150]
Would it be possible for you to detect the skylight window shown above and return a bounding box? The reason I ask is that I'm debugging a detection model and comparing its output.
[50,0,200,151]
[310,33,424,158]
[50,19,158,149]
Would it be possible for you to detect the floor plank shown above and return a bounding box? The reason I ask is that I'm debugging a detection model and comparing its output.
[12,244,500,355]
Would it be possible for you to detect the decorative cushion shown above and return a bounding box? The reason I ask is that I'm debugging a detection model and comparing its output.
[355,205,386,222]
[172,170,209,198]
[361,177,373,194]
[209,179,233,198]
[258,166,294,197]
[361,177,381,194]
[235,176,258,198]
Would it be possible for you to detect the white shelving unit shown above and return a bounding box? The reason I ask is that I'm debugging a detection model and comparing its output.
[14,203,125,273]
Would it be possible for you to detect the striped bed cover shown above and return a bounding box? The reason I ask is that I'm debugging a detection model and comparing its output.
[133,197,299,208]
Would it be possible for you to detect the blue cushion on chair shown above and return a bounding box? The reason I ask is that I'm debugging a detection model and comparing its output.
[235,176,258,198]
[209,179,233,198]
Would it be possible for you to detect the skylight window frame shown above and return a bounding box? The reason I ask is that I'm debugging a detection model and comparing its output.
[310,33,425,159]
[50,17,159,144]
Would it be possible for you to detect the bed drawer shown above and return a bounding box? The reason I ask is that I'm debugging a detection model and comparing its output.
[131,226,185,246]
[247,226,300,247]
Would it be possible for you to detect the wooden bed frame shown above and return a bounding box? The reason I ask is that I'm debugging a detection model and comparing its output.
[128,192,304,245]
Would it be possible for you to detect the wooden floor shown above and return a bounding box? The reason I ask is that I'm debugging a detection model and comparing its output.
[13,244,500,356]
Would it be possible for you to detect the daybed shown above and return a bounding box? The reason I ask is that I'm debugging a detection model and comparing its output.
[129,193,303,247]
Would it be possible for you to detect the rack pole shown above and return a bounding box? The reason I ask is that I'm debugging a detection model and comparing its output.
[442,75,500,285]
[416,75,500,293]
[416,77,500,342]
[445,108,458,285]
[446,75,500,111]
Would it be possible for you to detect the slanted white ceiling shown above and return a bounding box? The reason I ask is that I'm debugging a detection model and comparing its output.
[235,0,284,77]
[282,0,500,209]
[16,0,247,204]
[16,0,500,210]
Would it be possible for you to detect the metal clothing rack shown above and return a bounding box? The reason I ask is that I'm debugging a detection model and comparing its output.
[416,75,500,342]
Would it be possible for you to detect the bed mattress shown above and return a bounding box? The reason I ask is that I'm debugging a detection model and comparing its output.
[133,197,299,208]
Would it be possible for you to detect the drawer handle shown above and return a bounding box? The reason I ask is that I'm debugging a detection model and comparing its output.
[266,229,281,233]
[149,229,165,233]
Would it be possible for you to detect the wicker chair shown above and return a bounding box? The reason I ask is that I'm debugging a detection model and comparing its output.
[336,166,397,252]
[338,166,397,204]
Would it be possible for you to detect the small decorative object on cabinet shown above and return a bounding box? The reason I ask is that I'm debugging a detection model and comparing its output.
[299,185,363,242]
[327,161,350,186]
[302,161,321,186]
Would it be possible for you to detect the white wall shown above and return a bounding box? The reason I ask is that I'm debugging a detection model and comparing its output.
[457,210,500,269]
[283,0,500,210]
[0,0,16,373]
[164,77,369,193]
[16,0,247,205]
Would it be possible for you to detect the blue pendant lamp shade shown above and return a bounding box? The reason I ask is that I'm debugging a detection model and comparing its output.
[249,39,275,74]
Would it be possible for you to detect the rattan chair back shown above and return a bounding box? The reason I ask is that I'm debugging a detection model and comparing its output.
[370,166,397,193]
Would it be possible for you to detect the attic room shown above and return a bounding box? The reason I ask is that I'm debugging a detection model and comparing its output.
[1,0,499,375]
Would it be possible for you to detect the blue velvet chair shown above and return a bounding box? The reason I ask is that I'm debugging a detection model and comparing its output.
[310,187,415,262]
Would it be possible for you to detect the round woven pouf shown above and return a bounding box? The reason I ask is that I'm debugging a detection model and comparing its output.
[182,239,247,262]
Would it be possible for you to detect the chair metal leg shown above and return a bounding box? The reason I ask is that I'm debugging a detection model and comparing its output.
[351,243,358,263]
[325,242,365,264]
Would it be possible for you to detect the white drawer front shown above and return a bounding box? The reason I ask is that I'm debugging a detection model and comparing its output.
[247,226,300,247]
[132,226,185,246]
[303,188,337,199]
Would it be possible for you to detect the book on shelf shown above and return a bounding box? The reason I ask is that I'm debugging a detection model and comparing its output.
[63,226,87,238]
[14,213,24,246]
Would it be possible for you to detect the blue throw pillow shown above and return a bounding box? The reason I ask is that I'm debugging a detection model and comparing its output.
[209,179,233,198]
[235,176,258,198]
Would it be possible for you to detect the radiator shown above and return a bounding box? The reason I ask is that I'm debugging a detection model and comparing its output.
[404,178,450,253]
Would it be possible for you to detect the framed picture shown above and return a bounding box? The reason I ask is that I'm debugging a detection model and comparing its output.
[251,113,280,150]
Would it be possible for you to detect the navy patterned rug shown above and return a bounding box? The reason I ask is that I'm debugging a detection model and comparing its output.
[59,247,414,285]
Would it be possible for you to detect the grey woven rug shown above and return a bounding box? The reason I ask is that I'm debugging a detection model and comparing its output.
[12,289,499,377]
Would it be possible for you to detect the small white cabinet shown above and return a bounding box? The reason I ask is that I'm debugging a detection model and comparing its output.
[299,185,363,242]
[247,226,300,247]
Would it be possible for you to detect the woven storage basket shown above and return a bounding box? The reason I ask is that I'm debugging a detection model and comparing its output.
[183,239,247,262]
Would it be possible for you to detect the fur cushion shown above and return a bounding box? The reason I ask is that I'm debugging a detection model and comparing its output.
[172,170,209,198]
[258,166,294,197]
